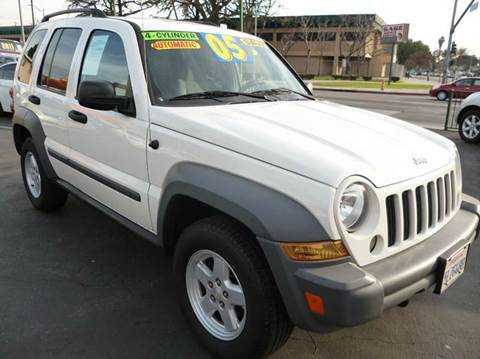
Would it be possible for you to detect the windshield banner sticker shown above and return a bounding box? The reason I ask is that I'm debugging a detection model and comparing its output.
[150,40,201,50]
[142,31,199,41]
[239,38,267,48]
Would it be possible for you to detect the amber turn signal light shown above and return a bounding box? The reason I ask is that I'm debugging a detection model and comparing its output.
[280,240,349,261]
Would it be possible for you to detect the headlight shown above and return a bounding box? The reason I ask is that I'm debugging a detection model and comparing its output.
[339,183,367,230]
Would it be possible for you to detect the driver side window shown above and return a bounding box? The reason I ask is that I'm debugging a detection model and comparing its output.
[79,30,131,98]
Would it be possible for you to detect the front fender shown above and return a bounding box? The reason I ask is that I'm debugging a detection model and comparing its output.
[157,162,329,245]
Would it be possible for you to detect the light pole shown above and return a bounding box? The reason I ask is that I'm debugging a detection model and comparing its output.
[17,0,26,44]
[240,0,243,32]
[29,0,34,26]
[442,0,478,83]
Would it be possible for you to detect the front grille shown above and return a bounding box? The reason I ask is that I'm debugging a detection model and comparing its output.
[385,170,457,247]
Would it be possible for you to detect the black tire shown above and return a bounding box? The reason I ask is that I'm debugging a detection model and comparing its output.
[20,137,68,211]
[174,216,293,359]
[458,109,480,144]
[436,91,448,101]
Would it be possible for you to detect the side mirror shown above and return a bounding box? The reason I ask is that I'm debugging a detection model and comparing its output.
[78,80,130,111]
[304,80,314,93]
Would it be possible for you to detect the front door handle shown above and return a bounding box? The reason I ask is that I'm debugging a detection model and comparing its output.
[68,110,88,124]
[28,95,40,105]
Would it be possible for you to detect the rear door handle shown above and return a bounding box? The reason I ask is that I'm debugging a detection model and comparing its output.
[68,110,88,124]
[28,95,40,105]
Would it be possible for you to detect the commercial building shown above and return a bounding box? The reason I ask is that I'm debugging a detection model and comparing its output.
[254,14,403,78]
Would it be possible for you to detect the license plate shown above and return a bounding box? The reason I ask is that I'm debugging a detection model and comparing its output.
[435,244,469,294]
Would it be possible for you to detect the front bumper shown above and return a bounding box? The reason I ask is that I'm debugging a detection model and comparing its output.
[258,194,480,331]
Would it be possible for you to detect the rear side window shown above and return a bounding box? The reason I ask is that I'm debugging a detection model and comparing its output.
[17,30,46,84]
[39,28,81,93]
[456,79,473,87]
[474,79,480,86]
[0,64,16,80]
[79,30,130,96]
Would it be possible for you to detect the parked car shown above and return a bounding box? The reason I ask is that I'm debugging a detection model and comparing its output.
[12,9,480,359]
[0,62,16,114]
[430,77,480,101]
[0,39,22,64]
[456,92,480,143]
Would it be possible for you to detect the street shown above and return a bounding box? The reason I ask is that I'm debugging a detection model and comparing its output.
[0,108,479,358]
[314,90,448,129]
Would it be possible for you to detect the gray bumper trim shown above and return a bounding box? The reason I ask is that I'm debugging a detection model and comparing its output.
[259,202,479,331]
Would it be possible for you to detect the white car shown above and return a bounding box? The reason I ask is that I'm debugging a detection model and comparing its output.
[11,9,480,358]
[456,91,480,143]
[0,62,15,114]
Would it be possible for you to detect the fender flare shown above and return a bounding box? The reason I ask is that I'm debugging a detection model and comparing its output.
[157,162,329,248]
[12,106,57,179]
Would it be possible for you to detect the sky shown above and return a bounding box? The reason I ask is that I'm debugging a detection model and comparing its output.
[2,0,479,56]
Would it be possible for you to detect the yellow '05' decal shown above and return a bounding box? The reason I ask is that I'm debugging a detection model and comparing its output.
[201,33,252,63]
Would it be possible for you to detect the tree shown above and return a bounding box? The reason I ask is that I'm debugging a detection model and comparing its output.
[397,39,431,65]
[66,0,277,26]
[67,0,157,16]
[298,16,316,74]
[404,49,433,71]
[157,0,277,29]
[337,14,382,75]
[455,48,478,72]
[278,31,296,57]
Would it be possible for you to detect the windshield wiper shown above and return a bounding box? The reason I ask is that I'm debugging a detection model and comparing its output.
[169,90,268,102]
[251,88,315,100]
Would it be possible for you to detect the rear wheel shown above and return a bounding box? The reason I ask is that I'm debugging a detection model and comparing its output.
[21,138,68,211]
[174,216,293,359]
[436,91,448,101]
[459,109,480,143]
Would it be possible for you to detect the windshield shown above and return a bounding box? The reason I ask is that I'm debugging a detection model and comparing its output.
[143,30,307,104]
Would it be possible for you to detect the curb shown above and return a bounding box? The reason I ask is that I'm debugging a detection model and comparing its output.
[313,87,429,97]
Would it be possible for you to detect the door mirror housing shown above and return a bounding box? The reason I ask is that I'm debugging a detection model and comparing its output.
[78,80,130,111]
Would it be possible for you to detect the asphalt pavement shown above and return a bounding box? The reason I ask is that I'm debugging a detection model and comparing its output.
[0,110,479,359]
[314,90,448,130]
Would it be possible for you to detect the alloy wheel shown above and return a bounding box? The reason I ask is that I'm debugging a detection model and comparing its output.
[462,114,480,139]
[185,249,247,341]
[24,152,41,198]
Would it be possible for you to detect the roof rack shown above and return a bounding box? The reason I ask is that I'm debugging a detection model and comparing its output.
[41,8,106,23]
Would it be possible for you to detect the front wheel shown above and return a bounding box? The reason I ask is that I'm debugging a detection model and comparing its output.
[174,216,292,359]
[458,109,480,143]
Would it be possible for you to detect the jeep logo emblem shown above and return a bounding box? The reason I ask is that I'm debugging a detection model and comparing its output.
[412,157,428,165]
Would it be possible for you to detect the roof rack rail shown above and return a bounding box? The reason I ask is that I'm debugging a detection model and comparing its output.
[41,8,106,23]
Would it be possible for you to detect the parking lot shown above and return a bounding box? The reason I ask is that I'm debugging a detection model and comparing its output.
[0,106,479,358]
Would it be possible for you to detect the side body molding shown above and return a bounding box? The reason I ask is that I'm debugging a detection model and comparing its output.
[157,163,330,247]
[12,106,57,179]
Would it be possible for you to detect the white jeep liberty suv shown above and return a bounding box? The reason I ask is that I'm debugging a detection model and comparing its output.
[12,9,480,359]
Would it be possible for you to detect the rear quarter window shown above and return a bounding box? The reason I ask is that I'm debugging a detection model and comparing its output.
[17,29,47,84]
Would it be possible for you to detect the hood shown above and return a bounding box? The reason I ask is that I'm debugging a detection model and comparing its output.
[152,100,456,188]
